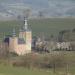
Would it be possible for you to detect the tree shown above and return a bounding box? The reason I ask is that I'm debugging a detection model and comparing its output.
[58,30,70,42]
[38,11,44,18]
[23,8,32,18]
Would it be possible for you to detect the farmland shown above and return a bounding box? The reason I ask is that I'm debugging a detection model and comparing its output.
[0,64,50,75]
[0,18,75,39]
[0,51,75,75]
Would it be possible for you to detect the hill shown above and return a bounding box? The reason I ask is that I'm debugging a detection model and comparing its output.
[0,18,75,39]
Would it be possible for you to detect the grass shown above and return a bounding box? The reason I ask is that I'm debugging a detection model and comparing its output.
[0,52,75,75]
[0,64,72,75]
[0,65,51,75]
[0,18,75,39]
[30,18,75,36]
[0,62,75,75]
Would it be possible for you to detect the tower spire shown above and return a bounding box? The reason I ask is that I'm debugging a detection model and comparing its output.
[24,17,28,30]
[12,28,16,37]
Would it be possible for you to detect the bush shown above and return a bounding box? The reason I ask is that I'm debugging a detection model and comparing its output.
[11,52,67,69]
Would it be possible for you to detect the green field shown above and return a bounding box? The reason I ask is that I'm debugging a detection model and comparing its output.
[30,18,75,36]
[0,52,75,75]
[0,18,75,38]
[0,65,75,75]
[0,65,51,75]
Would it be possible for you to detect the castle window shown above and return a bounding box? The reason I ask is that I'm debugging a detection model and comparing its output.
[18,38,25,44]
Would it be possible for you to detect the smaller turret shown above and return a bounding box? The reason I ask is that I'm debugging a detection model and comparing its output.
[12,28,16,37]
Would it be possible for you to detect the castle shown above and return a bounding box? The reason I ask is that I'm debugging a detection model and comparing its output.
[4,17,32,55]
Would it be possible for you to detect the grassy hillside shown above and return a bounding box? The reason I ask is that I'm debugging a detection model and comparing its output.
[30,18,75,36]
[0,18,75,39]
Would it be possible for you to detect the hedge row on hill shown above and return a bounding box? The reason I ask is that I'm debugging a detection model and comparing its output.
[9,52,75,69]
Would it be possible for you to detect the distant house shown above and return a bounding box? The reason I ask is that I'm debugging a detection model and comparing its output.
[56,42,70,50]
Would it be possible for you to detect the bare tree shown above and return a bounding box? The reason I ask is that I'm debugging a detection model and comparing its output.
[23,8,32,18]
[38,11,44,18]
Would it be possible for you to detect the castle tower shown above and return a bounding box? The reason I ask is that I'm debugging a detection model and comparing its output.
[19,17,29,39]
[19,17,32,53]
[24,17,32,53]
[9,28,18,53]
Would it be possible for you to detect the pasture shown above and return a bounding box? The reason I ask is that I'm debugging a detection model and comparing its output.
[0,65,51,75]
[0,18,75,39]
[0,51,75,75]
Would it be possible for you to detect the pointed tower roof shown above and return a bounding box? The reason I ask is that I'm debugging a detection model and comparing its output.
[24,17,28,31]
[12,28,16,37]
[19,17,31,32]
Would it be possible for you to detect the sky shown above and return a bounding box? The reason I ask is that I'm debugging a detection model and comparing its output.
[0,0,75,18]
[48,0,75,16]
